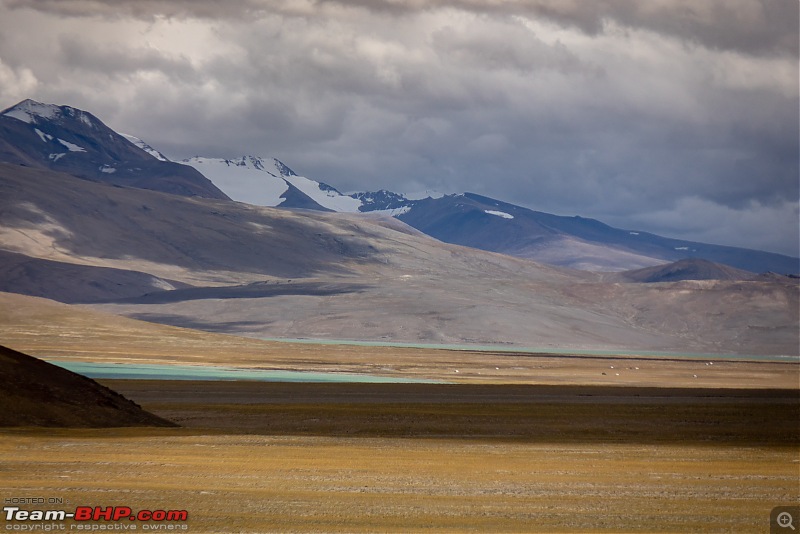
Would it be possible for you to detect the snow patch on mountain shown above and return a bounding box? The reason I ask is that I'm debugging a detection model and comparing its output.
[121,134,170,161]
[485,210,514,219]
[34,128,53,143]
[368,206,412,217]
[2,99,61,124]
[79,113,94,128]
[31,124,85,153]
[287,174,362,212]
[57,138,86,152]
[182,155,363,212]
[182,156,289,207]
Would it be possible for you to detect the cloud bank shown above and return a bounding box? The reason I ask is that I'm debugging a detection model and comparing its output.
[1,0,797,256]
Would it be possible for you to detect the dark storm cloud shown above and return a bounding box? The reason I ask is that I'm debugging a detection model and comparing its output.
[5,0,271,20]
[335,0,799,56]
[11,0,798,57]
[1,0,797,255]
[58,36,200,82]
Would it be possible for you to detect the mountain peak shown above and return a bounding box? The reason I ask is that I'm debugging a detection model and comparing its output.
[273,158,297,177]
[185,156,272,173]
[227,156,264,170]
[0,98,229,200]
[1,98,95,128]
[2,99,60,124]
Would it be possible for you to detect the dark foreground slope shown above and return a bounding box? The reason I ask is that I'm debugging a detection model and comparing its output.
[0,344,175,427]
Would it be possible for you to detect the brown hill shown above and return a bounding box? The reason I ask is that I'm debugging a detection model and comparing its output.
[616,258,756,283]
[0,343,176,427]
[0,249,190,304]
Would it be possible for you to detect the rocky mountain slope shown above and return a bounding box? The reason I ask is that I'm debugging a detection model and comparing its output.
[389,193,799,274]
[0,99,228,199]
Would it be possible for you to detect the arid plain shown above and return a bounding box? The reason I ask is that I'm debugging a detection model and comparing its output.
[1,291,798,533]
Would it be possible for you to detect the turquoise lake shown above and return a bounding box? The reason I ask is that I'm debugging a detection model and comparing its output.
[47,360,444,384]
[46,338,797,384]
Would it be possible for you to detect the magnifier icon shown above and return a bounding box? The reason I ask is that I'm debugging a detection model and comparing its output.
[778,512,796,530]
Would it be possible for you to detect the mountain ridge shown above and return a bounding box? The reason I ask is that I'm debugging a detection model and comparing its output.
[0,99,229,200]
[615,258,757,284]
[392,192,799,274]
[3,98,794,274]
[181,155,360,212]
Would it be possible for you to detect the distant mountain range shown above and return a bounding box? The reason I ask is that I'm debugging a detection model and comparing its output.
[1,98,797,276]
[391,193,800,274]
[0,99,797,355]
[189,157,797,274]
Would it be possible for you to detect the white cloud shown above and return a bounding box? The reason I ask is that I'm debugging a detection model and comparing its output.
[0,59,38,104]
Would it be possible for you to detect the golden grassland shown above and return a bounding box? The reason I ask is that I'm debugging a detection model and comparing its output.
[0,429,795,533]
[2,381,798,533]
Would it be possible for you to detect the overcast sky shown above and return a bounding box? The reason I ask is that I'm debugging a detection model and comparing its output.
[0,0,797,256]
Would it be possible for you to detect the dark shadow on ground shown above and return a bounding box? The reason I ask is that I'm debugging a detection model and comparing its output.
[102,380,800,446]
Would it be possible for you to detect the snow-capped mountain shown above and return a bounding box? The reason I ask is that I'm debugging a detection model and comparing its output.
[180,152,798,273]
[1,98,794,274]
[2,99,91,126]
[182,156,362,212]
[388,192,799,273]
[0,99,228,200]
